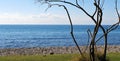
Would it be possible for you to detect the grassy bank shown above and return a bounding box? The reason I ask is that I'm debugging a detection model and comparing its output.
[107,53,120,61]
[0,53,119,61]
[0,54,73,61]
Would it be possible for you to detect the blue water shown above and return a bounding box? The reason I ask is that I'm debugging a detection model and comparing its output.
[0,25,119,48]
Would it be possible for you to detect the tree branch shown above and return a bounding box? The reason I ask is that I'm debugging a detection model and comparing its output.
[62,5,83,56]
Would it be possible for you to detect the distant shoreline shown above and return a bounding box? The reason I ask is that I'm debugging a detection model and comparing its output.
[0,45,120,56]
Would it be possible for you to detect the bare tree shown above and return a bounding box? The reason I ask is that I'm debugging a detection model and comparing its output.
[37,0,120,61]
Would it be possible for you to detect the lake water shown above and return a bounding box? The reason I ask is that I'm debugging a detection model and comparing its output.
[0,25,119,48]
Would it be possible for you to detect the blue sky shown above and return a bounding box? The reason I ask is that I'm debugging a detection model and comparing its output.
[0,0,119,25]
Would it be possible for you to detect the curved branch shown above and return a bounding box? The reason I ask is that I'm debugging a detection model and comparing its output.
[41,2,83,55]
[60,1,92,17]
[95,22,119,43]
[115,0,120,22]
[76,0,80,6]
[62,5,83,56]
[84,29,92,52]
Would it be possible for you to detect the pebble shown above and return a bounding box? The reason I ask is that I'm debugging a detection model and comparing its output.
[0,45,119,56]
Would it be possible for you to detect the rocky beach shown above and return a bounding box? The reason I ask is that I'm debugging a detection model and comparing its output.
[0,45,120,56]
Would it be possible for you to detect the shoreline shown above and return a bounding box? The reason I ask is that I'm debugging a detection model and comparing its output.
[0,45,120,56]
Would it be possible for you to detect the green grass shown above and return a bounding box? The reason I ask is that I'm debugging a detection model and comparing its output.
[0,54,73,61]
[107,53,120,61]
[0,53,119,61]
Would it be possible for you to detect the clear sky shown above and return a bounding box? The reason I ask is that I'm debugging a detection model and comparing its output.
[0,0,119,25]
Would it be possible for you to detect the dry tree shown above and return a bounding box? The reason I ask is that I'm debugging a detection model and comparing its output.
[37,0,120,61]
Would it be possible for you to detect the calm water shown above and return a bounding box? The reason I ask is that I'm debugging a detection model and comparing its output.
[0,25,119,48]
